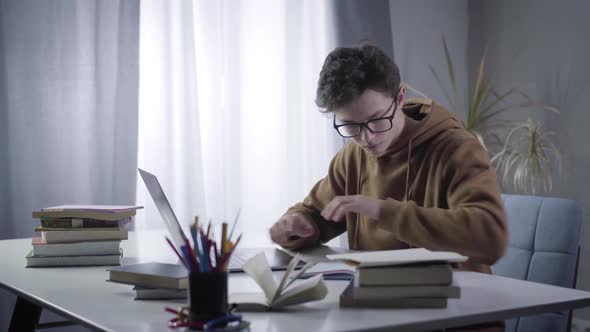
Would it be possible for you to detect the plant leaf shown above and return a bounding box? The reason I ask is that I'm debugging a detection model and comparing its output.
[478,88,516,117]
[470,54,486,114]
[442,36,459,111]
[473,131,487,150]
[428,65,456,110]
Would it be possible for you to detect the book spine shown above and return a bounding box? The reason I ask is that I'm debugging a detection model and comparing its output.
[41,229,128,243]
[355,268,452,286]
[40,218,130,228]
[33,210,136,221]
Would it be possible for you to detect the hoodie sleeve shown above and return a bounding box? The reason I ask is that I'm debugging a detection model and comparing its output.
[286,147,348,244]
[377,137,508,265]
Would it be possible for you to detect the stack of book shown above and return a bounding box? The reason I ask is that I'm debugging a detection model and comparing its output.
[107,262,188,300]
[327,248,468,308]
[26,205,142,267]
[341,262,459,308]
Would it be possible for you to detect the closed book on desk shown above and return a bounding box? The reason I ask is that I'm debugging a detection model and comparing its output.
[354,263,453,286]
[327,248,467,268]
[40,217,133,229]
[25,250,122,267]
[36,227,128,243]
[107,262,188,289]
[351,282,460,299]
[33,205,142,221]
[340,281,447,308]
[133,286,187,300]
[31,237,121,256]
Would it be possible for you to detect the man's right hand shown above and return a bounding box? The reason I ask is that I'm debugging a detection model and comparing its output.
[269,213,319,249]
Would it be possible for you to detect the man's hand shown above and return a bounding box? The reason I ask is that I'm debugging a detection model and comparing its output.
[321,195,383,222]
[269,213,319,249]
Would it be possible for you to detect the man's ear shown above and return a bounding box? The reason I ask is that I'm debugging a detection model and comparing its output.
[397,85,406,107]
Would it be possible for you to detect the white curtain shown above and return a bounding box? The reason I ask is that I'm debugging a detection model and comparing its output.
[0,1,139,330]
[137,0,342,238]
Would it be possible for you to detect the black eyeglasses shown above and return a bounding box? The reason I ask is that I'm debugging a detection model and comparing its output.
[333,95,398,138]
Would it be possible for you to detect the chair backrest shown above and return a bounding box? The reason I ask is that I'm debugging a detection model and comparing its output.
[493,194,582,332]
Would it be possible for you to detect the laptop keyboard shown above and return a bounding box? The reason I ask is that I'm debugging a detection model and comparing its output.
[227,248,305,271]
[228,251,256,269]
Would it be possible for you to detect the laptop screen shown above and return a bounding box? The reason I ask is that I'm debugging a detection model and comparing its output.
[138,168,188,251]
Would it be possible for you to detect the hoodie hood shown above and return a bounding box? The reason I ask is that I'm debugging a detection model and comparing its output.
[381,98,464,158]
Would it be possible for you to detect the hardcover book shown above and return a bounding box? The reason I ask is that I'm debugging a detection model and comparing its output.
[26,250,123,267]
[133,286,187,300]
[108,262,188,289]
[35,227,129,243]
[33,205,143,221]
[40,217,133,229]
[354,263,453,286]
[31,237,121,256]
[340,281,448,308]
[351,282,460,299]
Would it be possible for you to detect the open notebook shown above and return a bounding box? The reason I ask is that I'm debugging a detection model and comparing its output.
[229,253,327,311]
[326,248,468,267]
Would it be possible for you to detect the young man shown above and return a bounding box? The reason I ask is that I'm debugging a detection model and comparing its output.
[270,45,508,273]
[270,44,508,331]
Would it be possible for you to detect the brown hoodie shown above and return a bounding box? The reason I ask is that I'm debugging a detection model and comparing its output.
[287,98,508,274]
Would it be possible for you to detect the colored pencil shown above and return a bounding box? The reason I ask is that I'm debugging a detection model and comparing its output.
[165,236,187,268]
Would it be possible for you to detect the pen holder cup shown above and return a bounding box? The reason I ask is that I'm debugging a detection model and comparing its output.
[188,272,229,325]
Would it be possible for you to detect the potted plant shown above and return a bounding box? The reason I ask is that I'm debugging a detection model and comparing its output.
[407,37,561,195]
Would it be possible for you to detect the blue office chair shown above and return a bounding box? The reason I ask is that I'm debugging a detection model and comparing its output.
[492,194,582,332]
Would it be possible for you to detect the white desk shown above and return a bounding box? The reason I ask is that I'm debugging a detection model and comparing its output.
[2,231,590,332]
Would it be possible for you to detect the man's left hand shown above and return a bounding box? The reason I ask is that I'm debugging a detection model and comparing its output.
[321,195,384,222]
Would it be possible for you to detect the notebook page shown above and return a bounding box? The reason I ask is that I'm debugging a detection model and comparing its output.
[242,252,278,302]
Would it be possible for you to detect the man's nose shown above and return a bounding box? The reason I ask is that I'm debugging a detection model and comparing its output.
[359,127,374,143]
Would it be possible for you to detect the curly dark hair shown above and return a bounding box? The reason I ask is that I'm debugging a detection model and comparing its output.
[315,44,400,112]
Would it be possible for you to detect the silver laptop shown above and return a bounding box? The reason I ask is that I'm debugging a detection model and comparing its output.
[138,168,303,272]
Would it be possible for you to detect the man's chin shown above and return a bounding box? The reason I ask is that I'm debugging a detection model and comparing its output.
[363,146,384,157]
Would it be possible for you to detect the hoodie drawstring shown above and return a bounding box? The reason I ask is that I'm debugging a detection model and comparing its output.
[405,138,414,202]
[406,137,414,249]
[353,153,364,250]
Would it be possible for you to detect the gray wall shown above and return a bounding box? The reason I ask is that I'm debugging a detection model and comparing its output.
[468,0,590,321]
[389,0,469,117]
[0,0,13,238]
[391,0,590,321]
[334,0,394,59]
